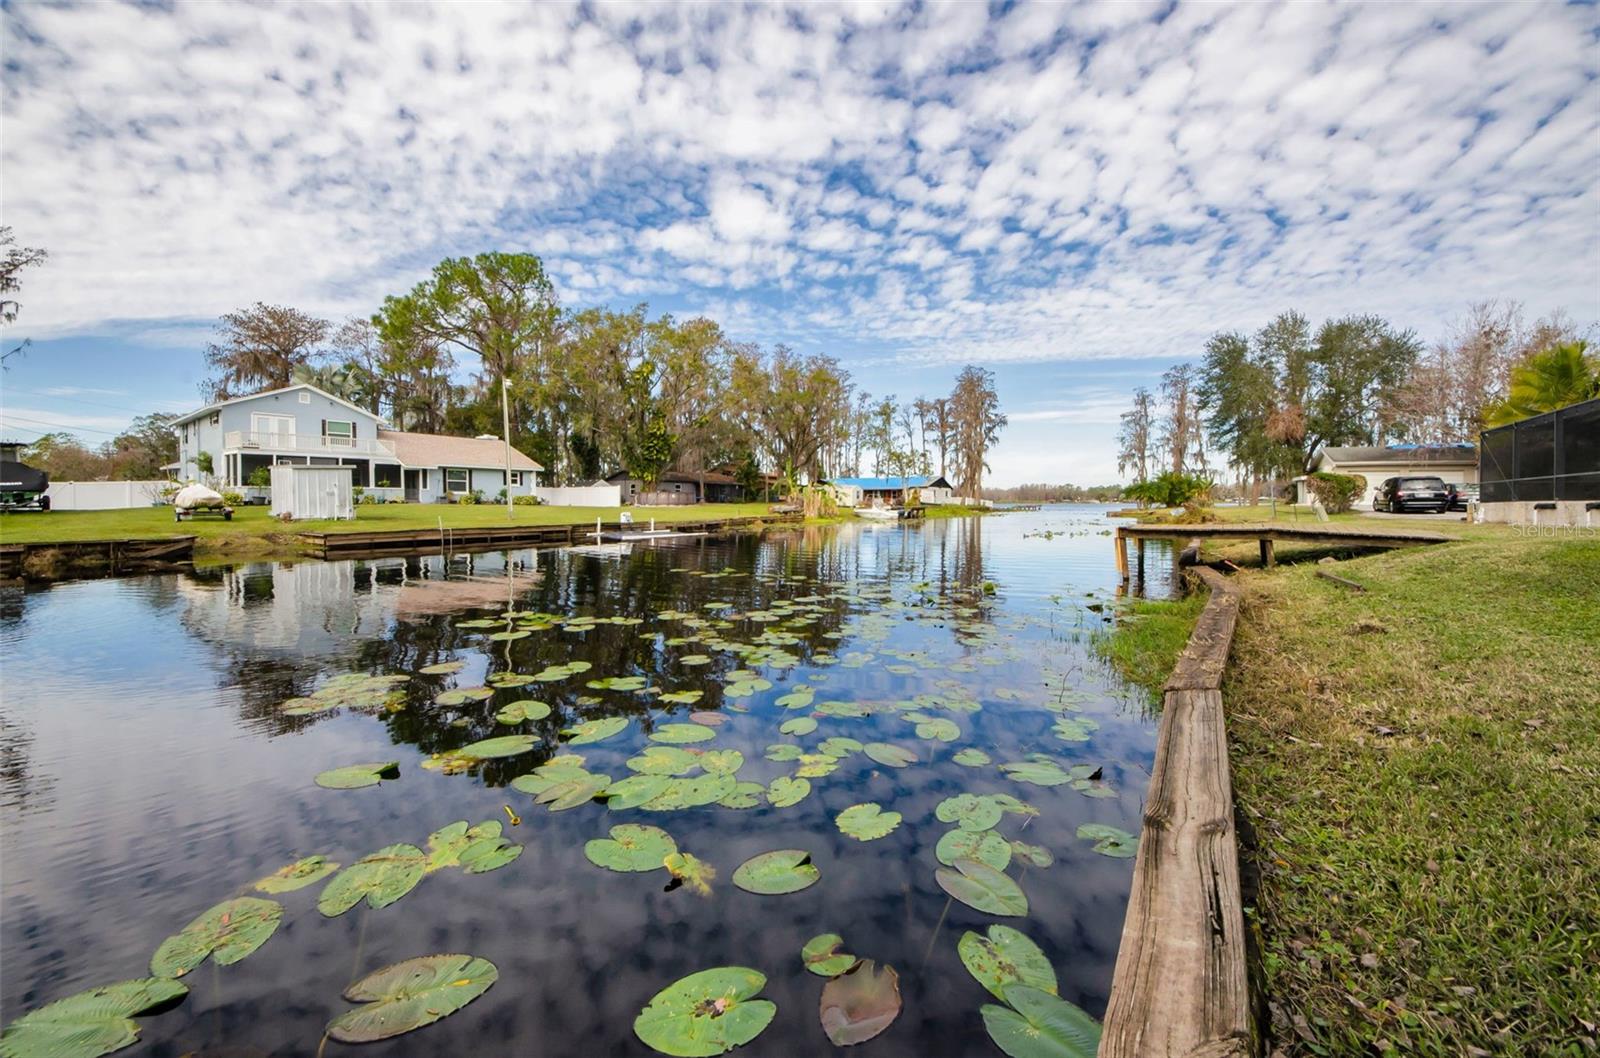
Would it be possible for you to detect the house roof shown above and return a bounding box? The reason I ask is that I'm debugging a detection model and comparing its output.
[1312,445,1477,469]
[827,475,952,490]
[378,430,543,471]
[172,383,381,426]
[605,469,740,486]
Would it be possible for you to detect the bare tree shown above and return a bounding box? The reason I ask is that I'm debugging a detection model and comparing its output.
[203,303,330,400]
[929,397,952,477]
[1158,364,1206,473]
[948,366,1006,498]
[331,317,384,413]
[1117,387,1155,481]
[1,226,48,366]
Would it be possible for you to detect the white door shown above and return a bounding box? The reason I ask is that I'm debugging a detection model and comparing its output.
[252,414,296,448]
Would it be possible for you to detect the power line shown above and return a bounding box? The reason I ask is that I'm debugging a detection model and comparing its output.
[0,412,126,437]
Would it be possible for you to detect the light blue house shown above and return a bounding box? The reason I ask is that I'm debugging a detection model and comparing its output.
[171,383,542,502]
[824,475,954,506]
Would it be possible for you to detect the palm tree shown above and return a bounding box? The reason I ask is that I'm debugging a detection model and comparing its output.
[1484,341,1599,427]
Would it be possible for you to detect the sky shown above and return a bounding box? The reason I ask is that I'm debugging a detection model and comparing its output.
[1,0,1597,486]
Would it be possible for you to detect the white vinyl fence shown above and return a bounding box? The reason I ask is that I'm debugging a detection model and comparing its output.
[533,485,622,507]
[44,480,169,510]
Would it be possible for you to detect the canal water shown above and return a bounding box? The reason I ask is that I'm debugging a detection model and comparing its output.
[1,506,1175,1057]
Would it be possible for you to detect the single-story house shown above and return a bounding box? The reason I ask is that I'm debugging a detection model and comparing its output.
[604,469,744,505]
[1292,444,1477,508]
[825,475,954,507]
[172,383,542,503]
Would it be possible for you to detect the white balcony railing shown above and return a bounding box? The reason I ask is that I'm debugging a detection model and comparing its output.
[224,431,396,457]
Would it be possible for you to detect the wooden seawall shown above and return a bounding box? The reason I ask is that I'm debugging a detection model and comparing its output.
[299,514,796,560]
[1100,566,1253,1058]
[0,536,197,580]
[1114,522,1450,579]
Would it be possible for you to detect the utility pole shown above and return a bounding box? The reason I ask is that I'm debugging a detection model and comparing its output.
[501,373,514,521]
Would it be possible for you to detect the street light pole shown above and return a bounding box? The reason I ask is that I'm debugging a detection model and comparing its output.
[501,372,514,521]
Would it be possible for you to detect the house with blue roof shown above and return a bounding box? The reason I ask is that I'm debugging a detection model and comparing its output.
[825,474,954,507]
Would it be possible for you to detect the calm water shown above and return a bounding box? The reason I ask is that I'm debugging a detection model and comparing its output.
[1,506,1176,1057]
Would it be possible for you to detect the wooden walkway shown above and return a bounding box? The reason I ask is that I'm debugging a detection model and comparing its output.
[1114,522,1450,578]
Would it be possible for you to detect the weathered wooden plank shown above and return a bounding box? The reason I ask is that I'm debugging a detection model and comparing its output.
[1315,568,1367,592]
[1103,567,1253,1058]
[1118,522,1448,545]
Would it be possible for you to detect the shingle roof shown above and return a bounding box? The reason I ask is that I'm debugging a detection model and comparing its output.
[1314,445,1477,468]
[826,475,952,490]
[172,383,379,426]
[378,430,542,471]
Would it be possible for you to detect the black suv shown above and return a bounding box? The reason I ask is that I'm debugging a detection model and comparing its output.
[1374,476,1450,513]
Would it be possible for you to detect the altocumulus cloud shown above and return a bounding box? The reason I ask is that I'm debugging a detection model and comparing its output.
[3,0,1596,361]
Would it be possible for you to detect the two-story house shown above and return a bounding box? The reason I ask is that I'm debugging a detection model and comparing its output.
[172,384,542,502]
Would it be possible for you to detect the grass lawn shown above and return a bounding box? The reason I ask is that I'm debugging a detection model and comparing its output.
[1102,527,1600,1055]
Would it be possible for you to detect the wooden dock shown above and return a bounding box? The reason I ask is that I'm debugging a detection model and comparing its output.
[298,514,791,560]
[1100,566,1253,1057]
[1114,522,1450,578]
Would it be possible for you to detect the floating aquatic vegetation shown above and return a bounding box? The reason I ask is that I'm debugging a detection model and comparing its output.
[318,845,426,916]
[600,774,672,810]
[936,829,1012,871]
[725,677,773,699]
[495,700,551,723]
[633,967,774,1057]
[254,855,340,894]
[0,977,188,1058]
[585,824,678,872]
[678,654,712,666]
[282,673,410,715]
[835,803,901,841]
[685,707,721,723]
[418,661,464,675]
[1076,823,1138,858]
[662,852,716,897]
[953,748,991,767]
[435,686,494,706]
[958,925,1057,1001]
[818,736,862,758]
[642,774,733,811]
[1051,716,1100,742]
[487,672,537,688]
[314,761,399,789]
[774,687,814,710]
[563,717,629,745]
[650,723,715,745]
[815,700,869,718]
[532,772,612,811]
[422,734,538,773]
[150,897,282,978]
[795,754,840,778]
[532,661,592,681]
[326,954,497,1044]
[487,629,530,641]
[801,934,858,977]
[778,716,817,736]
[819,960,901,1046]
[1009,841,1055,868]
[980,984,1100,1058]
[698,749,743,774]
[862,742,917,768]
[732,849,819,894]
[659,691,704,706]
[765,775,810,808]
[935,794,1003,832]
[909,715,959,741]
[588,675,649,692]
[998,757,1072,787]
[425,820,521,874]
[627,747,700,776]
[718,781,765,809]
[934,859,1028,917]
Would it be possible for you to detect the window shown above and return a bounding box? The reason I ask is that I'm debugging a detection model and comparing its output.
[299,391,312,404]
[373,464,402,488]
[510,471,524,487]
[445,468,469,493]
[323,420,355,447]
[209,412,219,425]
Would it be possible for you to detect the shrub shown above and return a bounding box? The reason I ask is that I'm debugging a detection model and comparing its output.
[195,451,214,475]
[513,494,543,506]
[1123,471,1213,508]
[358,492,384,505]
[1306,471,1366,513]
[247,466,272,488]
[220,491,245,507]
[455,492,478,505]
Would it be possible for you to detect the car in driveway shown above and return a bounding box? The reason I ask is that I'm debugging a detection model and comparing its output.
[1374,475,1451,513]
[1446,482,1478,512]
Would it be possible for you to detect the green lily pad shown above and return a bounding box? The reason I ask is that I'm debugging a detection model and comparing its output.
[936,793,1003,832]
[773,687,813,709]
[863,742,917,768]
[254,855,340,893]
[662,852,716,897]
[318,845,427,916]
[765,775,810,808]
[660,690,704,705]
[1009,841,1056,868]
[534,772,612,811]
[953,748,992,767]
[651,723,715,745]
[585,824,678,872]
[818,736,862,758]
[602,774,674,810]
[642,774,734,811]
[326,953,498,1043]
[819,960,901,1046]
[698,749,744,774]
[935,858,1028,917]
[1076,823,1138,858]
[678,654,712,666]
[315,761,399,790]
[150,897,282,978]
[633,967,775,1056]
[795,753,839,778]
[779,716,817,736]
[732,850,819,895]
[627,747,701,775]
[718,781,766,809]
[764,744,803,762]
[1051,716,1099,742]
[496,700,551,723]
[435,686,494,706]
[912,716,959,741]
[989,793,1040,818]
[418,661,465,675]
[980,984,1100,1058]
[459,735,538,759]
[959,925,1058,1001]
[999,759,1072,786]
[0,978,188,1058]
[488,629,530,641]
[563,717,629,745]
[588,675,649,692]
[936,829,1012,871]
[800,934,858,977]
[836,803,901,841]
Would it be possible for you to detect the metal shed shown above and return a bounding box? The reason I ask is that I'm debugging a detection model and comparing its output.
[270,464,355,521]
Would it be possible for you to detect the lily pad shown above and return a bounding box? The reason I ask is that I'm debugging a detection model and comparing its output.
[633,967,775,1057]
[628,747,701,775]
[936,829,1012,872]
[602,774,674,810]
[732,850,820,895]
[254,855,340,893]
[1009,841,1056,868]
[862,743,917,768]
[0,978,188,1058]
[999,758,1072,787]
[563,717,629,745]
[913,716,959,741]
[315,761,399,790]
[495,700,551,723]
[642,774,734,811]
[959,925,1058,1001]
[795,753,840,778]
[935,793,1003,832]
[318,845,427,916]
[326,953,498,1043]
[1051,717,1100,743]
[717,781,765,809]
[662,852,716,897]
[763,743,803,762]
[678,654,712,666]
[418,661,465,675]
[698,749,744,774]
[459,734,538,759]
[980,984,1100,1058]
[819,960,901,1046]
[1076,823,1138,858]
[935,858,1028,917]
[779,716,817,736]
[435,686,494,706]
[588,675,649,692]
[773,687,814,709]
[585,824,678,872]
[835,803,901,841]
[150,897,282,978]
[534,772,612,811]
[765,775,810,808]
[818,736,863,758]
[801,933,858,977]
[953,748,992,767]
[651,723,715,745]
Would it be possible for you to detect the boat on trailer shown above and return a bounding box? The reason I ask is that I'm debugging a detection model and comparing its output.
[853,506,902,521]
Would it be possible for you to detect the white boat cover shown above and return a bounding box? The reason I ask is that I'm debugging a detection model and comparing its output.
[173,484,226,510]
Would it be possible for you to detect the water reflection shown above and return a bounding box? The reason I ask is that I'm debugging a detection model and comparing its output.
[1,506,1171,1057]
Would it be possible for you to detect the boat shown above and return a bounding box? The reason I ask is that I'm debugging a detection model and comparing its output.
[853,506,901,521]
